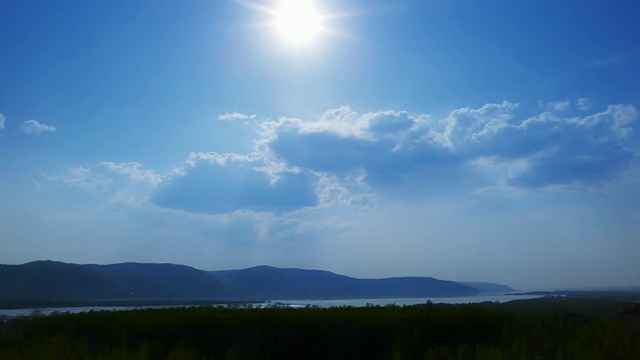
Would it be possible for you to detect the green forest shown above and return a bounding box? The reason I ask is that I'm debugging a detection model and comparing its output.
[1,298,639,359]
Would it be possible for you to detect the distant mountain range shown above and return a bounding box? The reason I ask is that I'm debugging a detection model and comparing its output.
[460,282,515,293]
[0,261,513,302]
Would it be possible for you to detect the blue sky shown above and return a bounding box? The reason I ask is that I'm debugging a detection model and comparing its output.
[1,0,639,289]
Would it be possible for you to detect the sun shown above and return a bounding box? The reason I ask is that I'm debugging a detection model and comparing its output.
[238,0,355,48]
[273,0,322,44]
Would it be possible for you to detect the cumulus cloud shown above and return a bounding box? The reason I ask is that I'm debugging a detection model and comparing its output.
[20,119,56,135]
[458,104,637,189]
[218,112,256,121]
[0,114,5,129]
[264,103,513,187]
[263,102,638,192]
[152,156,319,214]
[149,141,377,214]
[264,108,437,187]
[42,101,640,216]
[436,101,519,149]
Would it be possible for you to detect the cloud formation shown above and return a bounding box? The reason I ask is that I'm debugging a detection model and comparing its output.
[539,101,570,112]
[44,162,163,209]
[45,162,161,191]
[265,102,638,192]
[576,98,591,111]
[0,114,5,129]
[152,101,638,215]
[49,101,639,216]
[20,120,56,135]
[152,155,318,214]
[218,112,256,121]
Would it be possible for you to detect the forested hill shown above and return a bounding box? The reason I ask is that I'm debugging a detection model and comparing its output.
[210,265,477,299]
[0,261,483,301]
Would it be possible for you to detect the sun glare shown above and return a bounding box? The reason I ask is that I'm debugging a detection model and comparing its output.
[274,0,321,44]
[239,0,353,48]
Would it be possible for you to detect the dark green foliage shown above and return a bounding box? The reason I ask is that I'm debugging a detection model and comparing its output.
[1,300,639,359]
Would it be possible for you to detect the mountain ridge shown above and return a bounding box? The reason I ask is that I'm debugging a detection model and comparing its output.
[0,261,513,302]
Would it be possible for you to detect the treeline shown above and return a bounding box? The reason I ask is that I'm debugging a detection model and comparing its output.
[1,300,639,359]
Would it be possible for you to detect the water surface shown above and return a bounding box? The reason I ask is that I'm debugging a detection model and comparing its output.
[0,294,540,317]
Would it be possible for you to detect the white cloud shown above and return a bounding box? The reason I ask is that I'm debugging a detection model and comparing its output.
[263,106,367,139]
[552,101,570,112]
[0,114,5,129]
[439,101,518,148]
[184,151,253,168]
[41,101,640,217]
[165,151,257,178]
[44,167,112,191]
[539,100,570,112]
[265,101,638,192]
[20,119,56,135]
[263,106,424,142]
[579,104,637,139]
[218,112,256,121]
[152,156,320,214]
[44,161,163,210]
[313,105,365,137]
[576,98,591,111]
[45,162,161,191]
[100,162,163,186]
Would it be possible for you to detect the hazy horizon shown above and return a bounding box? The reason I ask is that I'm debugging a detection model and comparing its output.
[2,0,639,291]
[5,259,640,292]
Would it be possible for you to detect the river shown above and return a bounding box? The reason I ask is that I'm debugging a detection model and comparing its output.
[0,293,541,317]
